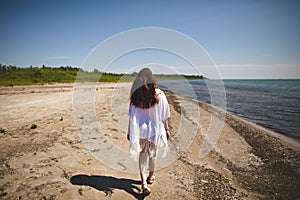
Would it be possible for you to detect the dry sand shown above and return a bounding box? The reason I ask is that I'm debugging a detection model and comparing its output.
[0,82,299,200]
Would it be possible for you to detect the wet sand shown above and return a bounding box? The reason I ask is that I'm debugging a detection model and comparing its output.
[0,83,299,199]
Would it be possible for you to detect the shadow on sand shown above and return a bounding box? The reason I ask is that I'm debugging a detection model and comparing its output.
[70,174,149,200]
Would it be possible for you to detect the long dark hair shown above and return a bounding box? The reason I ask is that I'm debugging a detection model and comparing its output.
[130,68,159,109]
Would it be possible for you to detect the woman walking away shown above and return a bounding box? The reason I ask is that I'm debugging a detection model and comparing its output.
[127,68,171,195]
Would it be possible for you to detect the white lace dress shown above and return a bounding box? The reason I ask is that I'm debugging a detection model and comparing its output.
[128,88,170,159]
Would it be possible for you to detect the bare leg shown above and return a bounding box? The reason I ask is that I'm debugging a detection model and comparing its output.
[139,147,151,194]
[148,157,156,179]
[139,152,148,185]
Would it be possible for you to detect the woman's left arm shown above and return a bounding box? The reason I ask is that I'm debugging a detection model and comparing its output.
[127,120,130,141]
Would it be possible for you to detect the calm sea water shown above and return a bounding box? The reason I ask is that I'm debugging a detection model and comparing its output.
[158,79,300,138]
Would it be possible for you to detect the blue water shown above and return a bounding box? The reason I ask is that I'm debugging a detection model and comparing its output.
[158,79,300,138]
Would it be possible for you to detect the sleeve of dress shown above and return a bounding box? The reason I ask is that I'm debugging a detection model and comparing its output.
[159,91,170,121]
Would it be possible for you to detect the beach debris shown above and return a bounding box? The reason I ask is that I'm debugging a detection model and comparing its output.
[201,179,209,184]
[59,116,63,121]
[0,127,5,134]
[61,169,71,179]
[30,124,37,129]
[57,166,71,179]
[78,188,83,196]
[81,158,93,166]
[117,162,127,170]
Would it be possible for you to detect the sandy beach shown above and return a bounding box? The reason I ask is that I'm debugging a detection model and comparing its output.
[0,82,299,200]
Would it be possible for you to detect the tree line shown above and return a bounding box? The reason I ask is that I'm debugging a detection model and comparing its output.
[0,64,81,86]
[0,64,204,86]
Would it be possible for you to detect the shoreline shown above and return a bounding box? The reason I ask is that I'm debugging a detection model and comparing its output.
[227,112,300,150]
[164,89,300,151]
[197,99,300,151]
[160,79,300,144]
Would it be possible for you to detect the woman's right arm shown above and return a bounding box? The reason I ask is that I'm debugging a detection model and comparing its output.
[164,119,170,140]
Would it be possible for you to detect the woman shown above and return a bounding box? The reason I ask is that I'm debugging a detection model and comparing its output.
[127,68,170,195]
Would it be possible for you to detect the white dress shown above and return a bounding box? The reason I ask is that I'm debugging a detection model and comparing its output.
[128,88,170,159]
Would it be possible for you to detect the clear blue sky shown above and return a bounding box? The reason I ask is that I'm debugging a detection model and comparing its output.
[0,0,299,79]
